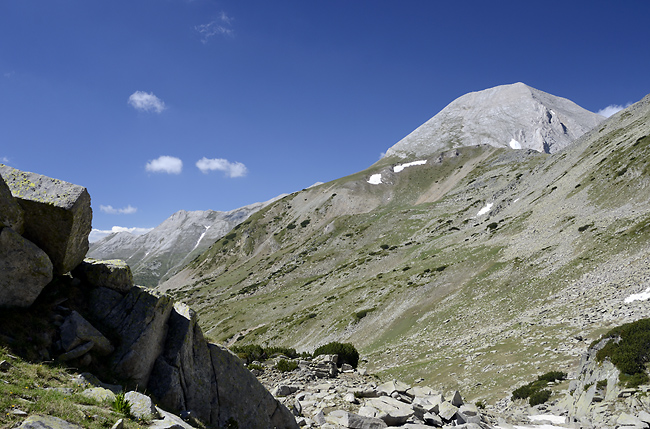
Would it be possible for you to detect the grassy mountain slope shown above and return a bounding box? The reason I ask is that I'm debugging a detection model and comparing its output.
[160,94,650,403]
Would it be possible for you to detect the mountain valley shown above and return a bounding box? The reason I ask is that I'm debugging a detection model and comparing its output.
[153,83,650,403]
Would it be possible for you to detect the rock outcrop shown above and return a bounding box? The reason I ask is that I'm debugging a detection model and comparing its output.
[0,164,92,275]
[0,165,298,428]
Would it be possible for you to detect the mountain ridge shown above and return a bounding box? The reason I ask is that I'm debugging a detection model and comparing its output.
[88,194,286,286]
[384,82,604,158]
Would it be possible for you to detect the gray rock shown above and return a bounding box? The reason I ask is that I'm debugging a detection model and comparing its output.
[325,409,387,428]
[60,311,114,355]
[365,396,414,425]
[639,410,650,424]
[88,287,124,320]
[0,172,24,233]
[0,165,92,275]
[377,380,410,396]
[273,384,298,397]
[17,415,82,429]
[0,359,11,371]
[438,401,459,421]
[97,286,174,387]
[125,391,161,420]
[72,259,133,292]
[80,387,116,403]
[209,343,298,428]
[58,340,94,362]
[110,419,124,429]
[151,407,196,429]
[0,227,53,307]
[147,302,216,424]
[423,411,443,426]
[450,390,464,406]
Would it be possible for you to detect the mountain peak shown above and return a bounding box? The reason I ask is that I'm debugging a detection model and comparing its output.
[385,83,605,158]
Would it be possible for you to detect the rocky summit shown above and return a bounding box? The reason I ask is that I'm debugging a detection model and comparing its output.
[385,82,604,158]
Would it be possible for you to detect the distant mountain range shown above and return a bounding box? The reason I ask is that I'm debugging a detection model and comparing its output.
[87,195,285,286]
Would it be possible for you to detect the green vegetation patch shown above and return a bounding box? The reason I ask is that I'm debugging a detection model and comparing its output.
[595,318,650,387]
[511,370,567,405]
[313,342,360,368]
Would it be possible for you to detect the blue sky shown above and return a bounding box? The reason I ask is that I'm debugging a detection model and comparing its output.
[1,1,649,241]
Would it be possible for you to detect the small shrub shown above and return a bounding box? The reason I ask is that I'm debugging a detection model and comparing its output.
[475,400,486,409]
[537,371,567,383]
[313,342,360,368]
[230,344,264,364]
[287,223,296,230]
[595,318,650,386]
[300,219,311,227]
[276,359,298,372]
[596,379,608,390]
[353,308,375,322]
[248,363,264,372]
[529,389,551,406]
[380,244,390,250]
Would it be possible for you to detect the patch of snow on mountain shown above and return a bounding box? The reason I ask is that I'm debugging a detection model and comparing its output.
[509,138,522,149]
[192,225,211,252]
[394,160,427,173]
[368,174,382,185]
[528,415,566,425]
[477,202,493,216]
[625,287,650,303]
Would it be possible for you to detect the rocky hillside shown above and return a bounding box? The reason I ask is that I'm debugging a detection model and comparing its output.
[160,86,650,404]
[385,82,604,158]
[88,195,284,287]
[0,165,297,429]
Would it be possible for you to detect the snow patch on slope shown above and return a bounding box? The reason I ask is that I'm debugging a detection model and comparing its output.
[394,160,427,172]
[509,138,522,149]
[625,287,650,303]
[192,226,211,252]
[368,174,382,185]
[477,202,493,216]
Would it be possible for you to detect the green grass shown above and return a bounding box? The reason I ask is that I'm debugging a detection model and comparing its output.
[0,346,143,429]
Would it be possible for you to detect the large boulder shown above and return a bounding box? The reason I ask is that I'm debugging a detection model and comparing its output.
[0,165,92,274]
[0,227,53,307]
[148,302,217,423]
[93,286,174,387]
[72,258,133,293]
[209,343,298,428]
[0,172,24,233]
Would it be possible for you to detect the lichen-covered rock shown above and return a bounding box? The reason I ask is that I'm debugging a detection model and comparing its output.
[80,387,116,403]
[0,165,92,274]
[148,302,217,424]
[72,258,133,292]
[17,415,82,429]
[125,391,161,420]
[0,227,53,307]
[0,170,24,233]
[209,343,298,429]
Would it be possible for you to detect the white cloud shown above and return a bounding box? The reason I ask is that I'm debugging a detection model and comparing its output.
[128,91,166,113]
[196,157,247,178]
[3,71,14,78]
[146,156,183,174]
[100,204,137,215]
[0,156,9,164]
[195,12,234,43]
[597,103,632,118]
[89,226,153,243]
